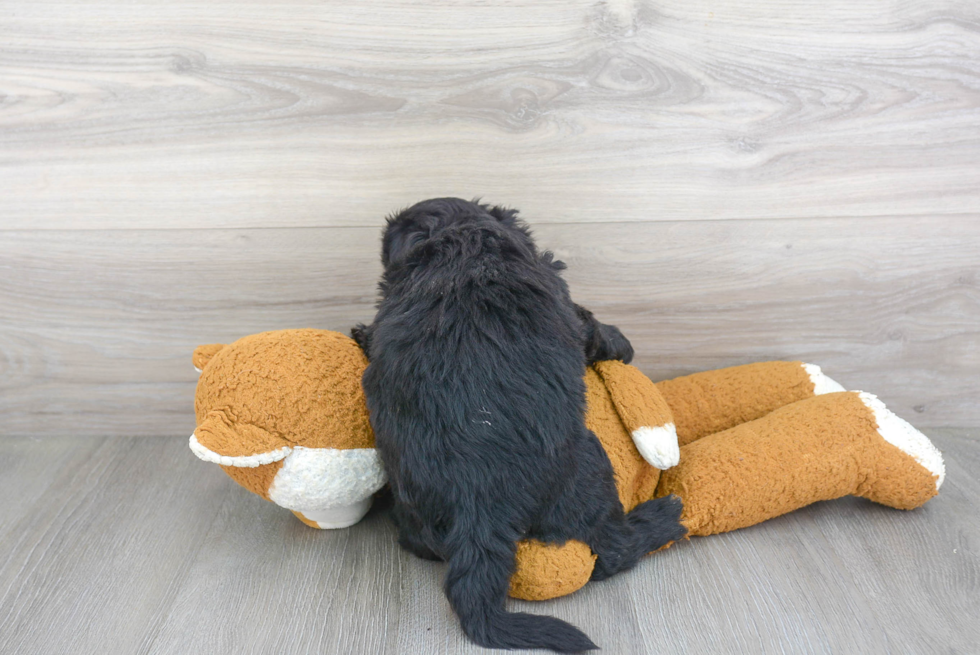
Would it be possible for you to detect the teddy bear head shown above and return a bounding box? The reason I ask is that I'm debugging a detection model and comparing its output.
[189,329,386,528]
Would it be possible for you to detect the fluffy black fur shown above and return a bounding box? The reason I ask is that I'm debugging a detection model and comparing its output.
[353,198,686,653]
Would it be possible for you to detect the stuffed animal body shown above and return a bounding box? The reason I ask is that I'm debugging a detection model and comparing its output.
[189,329,944,600]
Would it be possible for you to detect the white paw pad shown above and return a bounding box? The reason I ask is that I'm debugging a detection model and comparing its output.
[296,499,374,529]
[858,392,946,490]
[632,424,680,470]
[802,363,846,395]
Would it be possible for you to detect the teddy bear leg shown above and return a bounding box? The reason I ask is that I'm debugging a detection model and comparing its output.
[656,391,943,537]
[654,361,844,446]
[850,392,944,507]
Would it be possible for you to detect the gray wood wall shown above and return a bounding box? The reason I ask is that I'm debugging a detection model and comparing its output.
[2,0,978,437]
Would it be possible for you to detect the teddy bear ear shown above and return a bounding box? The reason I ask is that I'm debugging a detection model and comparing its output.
[189,411,292,465]
[193,343,226,373]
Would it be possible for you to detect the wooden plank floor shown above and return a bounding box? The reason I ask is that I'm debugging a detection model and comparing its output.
[0,430,976,654]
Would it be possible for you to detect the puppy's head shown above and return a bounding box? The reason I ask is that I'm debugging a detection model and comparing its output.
[381,198,536,270]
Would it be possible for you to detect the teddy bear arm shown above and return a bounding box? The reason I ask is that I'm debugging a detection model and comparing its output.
[591,360,679,470]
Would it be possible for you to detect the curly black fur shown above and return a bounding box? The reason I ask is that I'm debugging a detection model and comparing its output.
[354,198,686,653]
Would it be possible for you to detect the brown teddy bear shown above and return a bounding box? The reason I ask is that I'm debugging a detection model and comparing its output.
[189,329,944,601]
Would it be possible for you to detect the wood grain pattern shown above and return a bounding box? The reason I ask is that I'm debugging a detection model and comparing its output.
[1,0,978,228]
[0,437,235,655]
[0,431,976,654]
[1,217,977,438]
[2,4,976,651]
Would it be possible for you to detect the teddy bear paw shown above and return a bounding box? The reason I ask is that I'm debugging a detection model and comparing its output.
[858,392,945,490]
[293,499,374,529]
[631,424,680,470]
[802,363,846,395]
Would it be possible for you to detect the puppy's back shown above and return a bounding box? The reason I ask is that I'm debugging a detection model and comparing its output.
[362,201,599,652]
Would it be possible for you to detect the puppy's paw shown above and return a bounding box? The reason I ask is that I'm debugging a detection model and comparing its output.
[629,494,687,551]
[350,323,371,356]
[597,323,634,364]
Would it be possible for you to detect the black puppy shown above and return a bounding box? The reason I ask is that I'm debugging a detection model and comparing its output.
[353,198,686,653]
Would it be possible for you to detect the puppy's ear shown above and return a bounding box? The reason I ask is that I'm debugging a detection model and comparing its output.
[540,251,567,271]
[484,203,540,258]
[485,204,520,227]
[381,212,428,268]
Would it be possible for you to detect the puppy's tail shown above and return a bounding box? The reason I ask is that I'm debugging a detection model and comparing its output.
[444,536,598,653]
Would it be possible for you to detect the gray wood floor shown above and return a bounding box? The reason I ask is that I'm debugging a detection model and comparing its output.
[0,430,977,654]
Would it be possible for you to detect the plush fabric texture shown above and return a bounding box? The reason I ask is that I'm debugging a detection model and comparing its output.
[629,426,680,470]
[593,360,674,435]
[191,329,385,521]
[505,363,943,601]
[220,461,283,501]
[267,446,386,512]
[593,359,679,469]
[584,366,659,511]
[655,360,814,446]
[189,431,290,466]
[193,343,225,371]
[656,391,940,536]
[509,539,597,601]
[193,329,373,455]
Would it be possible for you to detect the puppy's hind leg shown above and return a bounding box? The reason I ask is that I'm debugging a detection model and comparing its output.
[589,494,686,581]
[443,521,598,653]
[539,431,686,582]
[390,502,443,561]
